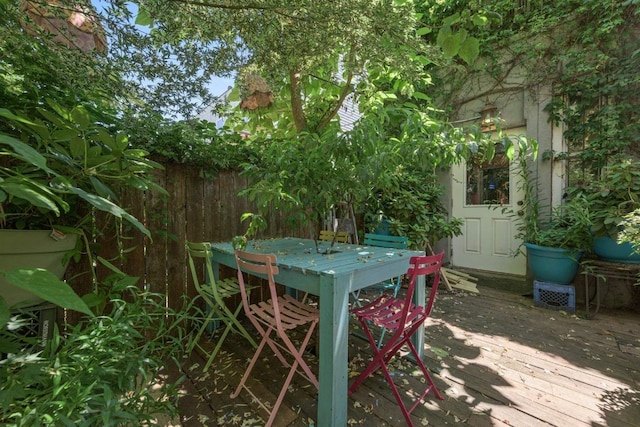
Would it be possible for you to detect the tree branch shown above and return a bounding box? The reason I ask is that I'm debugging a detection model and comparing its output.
[289,70,306,132]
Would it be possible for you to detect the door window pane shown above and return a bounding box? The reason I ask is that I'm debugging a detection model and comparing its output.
[466,154,510,205]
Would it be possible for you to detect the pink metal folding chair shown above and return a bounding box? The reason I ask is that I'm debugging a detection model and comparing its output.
[231,250,319,427]
[349,252,445,427]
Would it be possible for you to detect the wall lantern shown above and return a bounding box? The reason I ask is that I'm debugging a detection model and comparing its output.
[480,101,499,131]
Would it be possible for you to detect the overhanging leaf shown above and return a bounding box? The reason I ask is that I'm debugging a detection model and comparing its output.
[0,181,64,214]
[4,269,93,316]
[459,37,480,65]
[70,105,90,128]
[0,134,56,174]
[135,8,153,26]
[66,186,151,238]
[439,31,463,58]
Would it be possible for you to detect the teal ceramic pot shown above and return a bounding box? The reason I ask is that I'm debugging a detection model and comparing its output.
[593,236,640,264]
[524,242,582,285]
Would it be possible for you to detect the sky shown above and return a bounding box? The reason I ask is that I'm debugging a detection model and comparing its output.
[209,76,235,97]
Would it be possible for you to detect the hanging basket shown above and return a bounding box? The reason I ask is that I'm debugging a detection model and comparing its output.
[240,73,274,110]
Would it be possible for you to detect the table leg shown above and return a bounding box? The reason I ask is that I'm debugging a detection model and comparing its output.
[211,260,221,281]
[317,275,349,427]
[411,274,425,359]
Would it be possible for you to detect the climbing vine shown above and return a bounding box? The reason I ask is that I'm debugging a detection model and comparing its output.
[419,0,640,174]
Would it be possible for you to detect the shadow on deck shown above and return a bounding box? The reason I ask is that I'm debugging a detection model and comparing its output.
[170,282,640,426]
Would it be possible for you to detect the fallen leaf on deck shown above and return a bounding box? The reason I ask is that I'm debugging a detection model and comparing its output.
[430,346,449,358]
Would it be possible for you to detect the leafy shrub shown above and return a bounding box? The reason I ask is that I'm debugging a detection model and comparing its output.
[0,271,194,426]
[366,171,463,250]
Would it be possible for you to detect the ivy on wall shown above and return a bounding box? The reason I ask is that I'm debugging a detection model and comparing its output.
[419,0,640,174]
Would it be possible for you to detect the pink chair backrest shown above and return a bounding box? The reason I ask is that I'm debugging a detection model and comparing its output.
[405,252,444,318]
[234,249,283,326]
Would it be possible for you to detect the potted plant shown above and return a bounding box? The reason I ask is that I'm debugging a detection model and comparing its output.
[0,102,164,308]
[523,195,593,284]
[572,159,640,263]
[508,138,593,284]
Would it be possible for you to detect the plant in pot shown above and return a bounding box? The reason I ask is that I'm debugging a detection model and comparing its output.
[508,138,593,284]
[523,195,594,285]
[571,158,640,263]
[0,101,164,308]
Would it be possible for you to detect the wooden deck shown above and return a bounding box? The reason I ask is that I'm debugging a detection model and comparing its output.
[171,285,640,426]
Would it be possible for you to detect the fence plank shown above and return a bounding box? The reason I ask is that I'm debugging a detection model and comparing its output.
[184,166,205,305]
[166,162,188,310]
[203,173,222,242]
[145,164,168,296]
[120,185,147,288]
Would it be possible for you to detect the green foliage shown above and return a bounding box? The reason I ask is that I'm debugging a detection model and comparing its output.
[0,103,163,237]
[422,0,640,166]
[507,136,542,251]
[238,96,466,246]
[125,0,438,133]
[232,213,267,250]
[618,208,640,256]
[569,159,640,239]
[0,2,143,121]
[0,271,192,426]
[124,114,258,175]
[366,172,463,250]
[542,1,640,165]
[239,131,346,233]
[417,1,501,66]
[533,195,593,250]
[504,136,592,252]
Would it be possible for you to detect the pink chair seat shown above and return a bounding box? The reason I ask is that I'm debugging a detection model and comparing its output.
[250,294,319,330]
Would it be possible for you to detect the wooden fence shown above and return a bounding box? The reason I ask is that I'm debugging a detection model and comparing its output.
[63,158,312,325]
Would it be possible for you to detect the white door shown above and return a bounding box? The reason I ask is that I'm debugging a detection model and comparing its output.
[450,137,526,276]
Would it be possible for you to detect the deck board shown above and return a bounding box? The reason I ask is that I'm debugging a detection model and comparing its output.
[172,285,640,426]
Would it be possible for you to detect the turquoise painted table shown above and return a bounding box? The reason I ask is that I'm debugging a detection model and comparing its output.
[209,237,425,427]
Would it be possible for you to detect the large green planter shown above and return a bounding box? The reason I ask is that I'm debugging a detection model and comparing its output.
[524,242,582,285]
[0,229,78,308]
